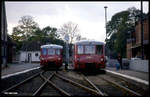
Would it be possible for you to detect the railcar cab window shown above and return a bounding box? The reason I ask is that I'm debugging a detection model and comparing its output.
[85,45,95,54]
[42,48,47,55]
[55,49,60,55]
[48,48,55,55]
[96,45,103,55]
[77,45,84,54]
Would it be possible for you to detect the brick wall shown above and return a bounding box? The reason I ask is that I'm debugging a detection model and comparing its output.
[135,19,149,45]
[126,43,132,59]
[143,19,149,41]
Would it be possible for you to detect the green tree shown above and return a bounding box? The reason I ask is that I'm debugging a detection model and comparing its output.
[11,15,39,51]
[11,15,39,42]
[28,26,63,45]
[105,7,145,58]
[41,26,59,40]
[11,16,65,53]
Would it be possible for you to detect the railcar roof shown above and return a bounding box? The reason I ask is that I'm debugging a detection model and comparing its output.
[74,40,104,45]
[41,44,63,49]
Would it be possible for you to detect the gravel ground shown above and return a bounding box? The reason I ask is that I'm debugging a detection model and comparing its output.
[10,76,44,95]
[101,74,149,96]
[51,75,92,96]
[1,68,42,92]
[59,70,124,96]
[40,84,61,96]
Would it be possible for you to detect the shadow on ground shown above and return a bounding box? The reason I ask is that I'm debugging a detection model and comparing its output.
[74,69,106,76]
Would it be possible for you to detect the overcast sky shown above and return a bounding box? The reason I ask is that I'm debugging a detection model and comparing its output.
[5,1,149,42]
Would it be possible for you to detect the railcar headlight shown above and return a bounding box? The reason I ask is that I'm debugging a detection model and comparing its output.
[77,58,80,61]
[100,58,104,62]
[41,57,44,60]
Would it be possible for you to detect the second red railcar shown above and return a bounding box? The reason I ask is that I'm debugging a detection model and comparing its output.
[72,40,106,70]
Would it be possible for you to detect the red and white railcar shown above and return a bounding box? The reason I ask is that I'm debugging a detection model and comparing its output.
[73,40,106,70]
[40,44,63,68]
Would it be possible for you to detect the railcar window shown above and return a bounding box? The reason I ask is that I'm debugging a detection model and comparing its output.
[55,49,60,55]
[77,45,84,54]
[48,48,55,55]
[96,45,103,55]
[85,45,95,54]
[42,48,47,55]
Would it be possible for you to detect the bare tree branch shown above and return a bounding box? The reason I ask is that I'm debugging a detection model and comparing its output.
[59,21,80,44]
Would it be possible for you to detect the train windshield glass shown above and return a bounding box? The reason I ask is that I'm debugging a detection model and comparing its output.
[48,48,55,55]
[77,45,84,54]
[42,48,47,55]
[96,45,103,55]
[85,45,95,54]
[55,49,60,55]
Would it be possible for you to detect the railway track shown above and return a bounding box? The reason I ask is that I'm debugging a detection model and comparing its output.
[1,69,105,96]
[74,70,148,96]
[1,68,148,96]
[99,73,149,96]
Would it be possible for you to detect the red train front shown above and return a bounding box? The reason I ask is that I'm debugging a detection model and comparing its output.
[73,40,106,70]
[40,44,63,68]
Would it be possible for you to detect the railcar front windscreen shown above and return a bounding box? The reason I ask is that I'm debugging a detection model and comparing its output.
[42,48,47,55]
[85,45,95,54]
[48,48,55,55]
[77,45,84,54]
[55,49,60,55]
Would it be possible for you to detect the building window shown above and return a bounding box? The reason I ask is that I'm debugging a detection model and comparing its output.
[35,53,38,57]
[42,48,47,55]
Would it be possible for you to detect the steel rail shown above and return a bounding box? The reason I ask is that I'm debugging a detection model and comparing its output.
[82,75,107,96]
[107,74,146,95]
[55,73,102,96]
[66,71,107,96]
[71,71,107,96]
[33,72,55,96]
[100,76,142,96]
[40,73,71,96]
[1,71,44,94]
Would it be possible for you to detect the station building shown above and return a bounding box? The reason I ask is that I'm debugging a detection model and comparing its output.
[1,2,17,68]
[126,14,149,60]
[19,41,41,63]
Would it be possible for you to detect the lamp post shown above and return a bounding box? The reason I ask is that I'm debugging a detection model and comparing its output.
[104,6,109,58]
[104,6,108,40]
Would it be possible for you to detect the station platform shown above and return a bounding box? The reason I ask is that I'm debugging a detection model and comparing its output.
[106,67,149,81]
[1,63,40,78]
[106,67,149,86]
